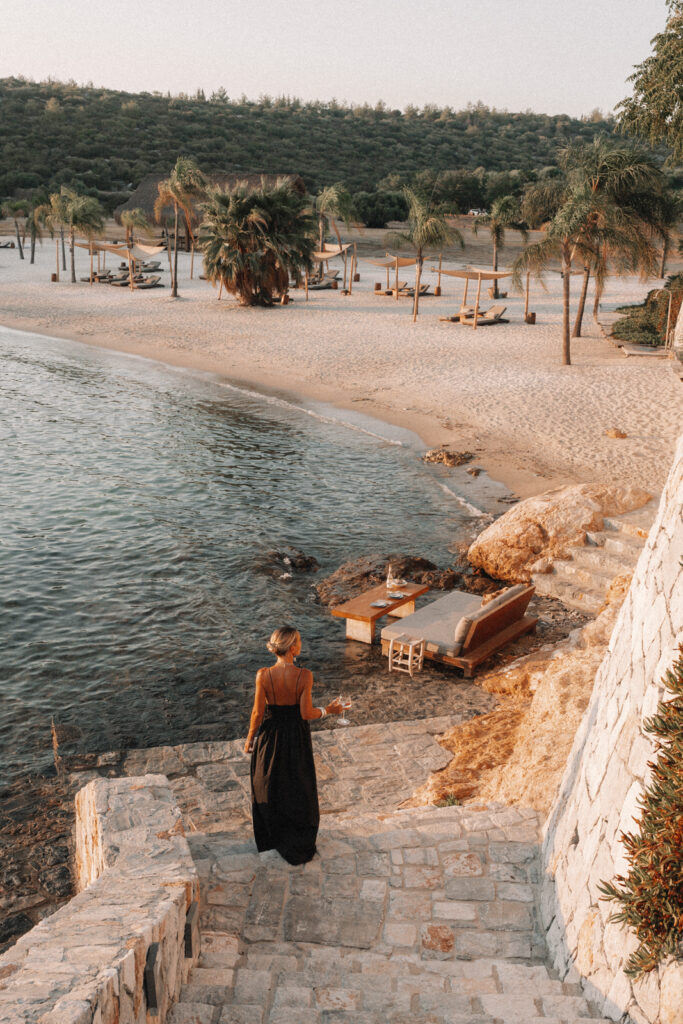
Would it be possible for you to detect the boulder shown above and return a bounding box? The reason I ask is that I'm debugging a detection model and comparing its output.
[315,554,461,608]
[468,483,652,582]
[423,447,475,467]
[254,546,320,578]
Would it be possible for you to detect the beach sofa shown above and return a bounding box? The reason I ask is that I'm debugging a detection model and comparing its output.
[380,583,537,677]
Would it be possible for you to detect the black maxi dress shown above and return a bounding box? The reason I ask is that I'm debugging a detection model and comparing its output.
[250,668,320,865]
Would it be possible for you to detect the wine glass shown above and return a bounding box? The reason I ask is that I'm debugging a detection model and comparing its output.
[337,694,351,726]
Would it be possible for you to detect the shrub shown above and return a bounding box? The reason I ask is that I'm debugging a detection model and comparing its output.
[599,646,683,976]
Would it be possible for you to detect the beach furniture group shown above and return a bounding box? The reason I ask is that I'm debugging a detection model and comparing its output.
[332,581,537,678]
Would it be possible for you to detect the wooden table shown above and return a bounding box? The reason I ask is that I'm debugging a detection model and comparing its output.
[331,581,430,645]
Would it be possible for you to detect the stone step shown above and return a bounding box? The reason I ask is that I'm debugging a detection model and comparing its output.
[173,955,608,1023]
[602,500,657,539]
[551,559,614,588]
[531,573,606,614]
[567,546,640,577]
[602,532,647,560]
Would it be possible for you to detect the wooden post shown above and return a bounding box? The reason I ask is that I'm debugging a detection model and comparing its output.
[524,271,530,319]
[437,253,443,291]
[463,278,469,307]
[348,249,355,295]
[343,249,348,291]
[473,275,482,329]
[395,258,399,300]
[55,239,60,281]
[128,249,135,290]
[89,242,94,285]
[304,269,309,301]
[385,267,389,290]
[218,278,223,300]
[665,290,673,347]
[190,241,195,280]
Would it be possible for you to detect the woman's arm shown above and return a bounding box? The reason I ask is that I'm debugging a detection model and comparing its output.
[244,670,267,753]
[299,671,344,720]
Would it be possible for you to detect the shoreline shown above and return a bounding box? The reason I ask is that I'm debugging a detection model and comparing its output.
[1,246,681,499]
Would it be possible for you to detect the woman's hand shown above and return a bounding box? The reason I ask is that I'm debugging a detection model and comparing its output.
[326,697,349,716]
[244,737,254,754]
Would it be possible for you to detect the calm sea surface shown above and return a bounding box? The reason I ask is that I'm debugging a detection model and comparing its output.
[0,326,478,784]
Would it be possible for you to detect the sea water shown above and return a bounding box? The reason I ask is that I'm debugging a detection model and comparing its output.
[0,325,480,783]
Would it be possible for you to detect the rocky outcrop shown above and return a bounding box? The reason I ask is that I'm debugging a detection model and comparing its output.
[315,552,500,607]
[253,546,320,577]
[467,484,652,583]
[423,446,475,467]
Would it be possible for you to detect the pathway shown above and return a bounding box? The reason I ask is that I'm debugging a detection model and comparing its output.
[97,719,612,1024]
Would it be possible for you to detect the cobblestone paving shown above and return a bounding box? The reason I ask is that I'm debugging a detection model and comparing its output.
[143,719,612,1024]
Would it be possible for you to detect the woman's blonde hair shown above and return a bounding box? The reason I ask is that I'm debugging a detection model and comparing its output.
[267,625,299,657]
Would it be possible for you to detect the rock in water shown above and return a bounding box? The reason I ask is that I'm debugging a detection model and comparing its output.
[254,546,320,577]
[423,447,475,467]
[467,483,652,582]
[316,554,458,607]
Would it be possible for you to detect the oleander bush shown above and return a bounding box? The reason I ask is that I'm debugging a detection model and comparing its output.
[599,645,683,976]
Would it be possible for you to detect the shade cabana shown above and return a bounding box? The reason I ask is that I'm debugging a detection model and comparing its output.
[431,266,511,328]
[312,242,356,292]
[365,254,416,299]
[75,240,165,288]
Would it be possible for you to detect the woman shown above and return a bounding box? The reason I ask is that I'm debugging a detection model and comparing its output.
[245,626,346,865]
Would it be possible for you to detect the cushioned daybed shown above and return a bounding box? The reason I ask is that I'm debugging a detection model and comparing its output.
[380,584,537,677]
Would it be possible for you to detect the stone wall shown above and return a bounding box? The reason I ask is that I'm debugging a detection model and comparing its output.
[0,775,199,1024]
[542,434,683,1024]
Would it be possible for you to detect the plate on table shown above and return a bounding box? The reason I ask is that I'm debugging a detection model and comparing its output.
[388,592,407,600]
[370,599,390,608]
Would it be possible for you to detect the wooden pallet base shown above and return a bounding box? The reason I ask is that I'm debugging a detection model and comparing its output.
[381,616,538,677]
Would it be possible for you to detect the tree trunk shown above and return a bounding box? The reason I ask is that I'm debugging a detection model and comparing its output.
[561,242,572,366]
[412,255,423,323]
[14,221,24,259]
[165,228,173,276]
[190,241,195,280]
[60,228,67,270]
[572,265,591,338]
[55,238,60,281]
[659,238,668,279]
[30,230,36,265]
[171,206,179,297]
[592,280,602,320]
[492,236,498,298]
[70,228,76,283]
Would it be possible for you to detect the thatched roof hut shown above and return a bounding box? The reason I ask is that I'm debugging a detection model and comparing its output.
[114,172,306,225]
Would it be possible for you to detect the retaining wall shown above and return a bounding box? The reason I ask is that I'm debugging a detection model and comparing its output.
[0,775,199,1024]
[542,434,683,1024]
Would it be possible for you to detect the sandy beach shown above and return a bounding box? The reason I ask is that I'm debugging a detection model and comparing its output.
[1,234,681,498]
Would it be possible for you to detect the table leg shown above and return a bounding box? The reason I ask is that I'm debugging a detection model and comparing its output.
[390,600,415,619]
[345,618,375,644]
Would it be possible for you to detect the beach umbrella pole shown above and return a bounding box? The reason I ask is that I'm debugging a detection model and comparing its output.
[473,275,482,329]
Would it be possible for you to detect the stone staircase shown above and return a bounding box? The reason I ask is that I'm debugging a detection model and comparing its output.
[168,803,612,1024]
[531,502,657,614]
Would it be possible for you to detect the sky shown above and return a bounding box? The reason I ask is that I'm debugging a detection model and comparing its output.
[0,0,668,118]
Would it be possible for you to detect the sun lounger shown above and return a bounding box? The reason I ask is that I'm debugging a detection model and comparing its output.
[460,304,508,326]
[135,275,164,289]
[439,305,477,323]
[401,283,431,297]
[380,584,537,677]
[141,260,161,270]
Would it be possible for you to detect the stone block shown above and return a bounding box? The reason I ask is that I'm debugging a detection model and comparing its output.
[402,865,443,890]
[383,922,417,947]
[479,900,533,931]
[272,985,314,1008]
[167,1005,221,1024]
[432,900,477,922]
[444,878,495,901]
[218,1007,264,1024]
[480,993,538,1018]
[421,923,455,959]
[441,852,483,877]
[315,987,361,1011]
[232,969,272,1004]
[243,875,286,943]
[387,890,433,921]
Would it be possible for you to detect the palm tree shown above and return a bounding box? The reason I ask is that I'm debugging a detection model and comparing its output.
[310,183,357,279]
[154,156,206,298]
[199,177,315,307]
[58,188,105,282]
[120,207,151,247]
[27,200,46,265]
[514,139,660,364]
[42,189,76,278]
[2,200,29,259]
[472,195,528,297]
[385,187,463,321]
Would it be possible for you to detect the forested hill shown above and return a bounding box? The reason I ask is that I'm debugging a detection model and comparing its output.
[0,76,613,203]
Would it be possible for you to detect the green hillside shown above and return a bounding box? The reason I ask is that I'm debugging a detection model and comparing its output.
[0,76,614,207]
